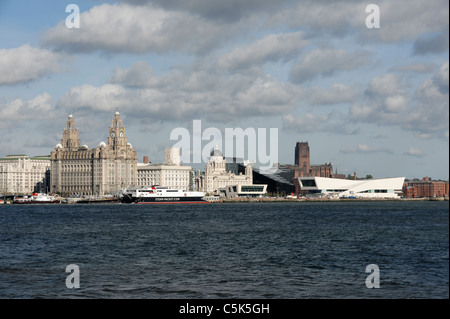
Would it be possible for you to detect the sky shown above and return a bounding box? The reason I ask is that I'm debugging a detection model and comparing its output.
[0,0,448,180]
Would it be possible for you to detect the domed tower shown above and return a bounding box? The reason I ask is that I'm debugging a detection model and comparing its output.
[210,144,223,158]
[50,113,86,195]
[100,109,137,194]
[61,113,81,150]
[206,144,225,173]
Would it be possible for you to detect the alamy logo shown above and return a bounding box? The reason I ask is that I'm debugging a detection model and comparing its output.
[65,264,80,289]
[65,4,80,29]
[365,4,380,29]
[170,120,278,173]
[365,264,380,288]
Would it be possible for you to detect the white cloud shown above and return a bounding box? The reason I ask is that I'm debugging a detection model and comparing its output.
[42,3,238,54]
[0,93,61,135]
[384,95,407,113]
[305,83,356,105]
[362,0,449,43]
[413,29,449,55]
[351,73,408,121]
[366,73,404,97]
[350,62,449,139]
[109,62,157,88]
[58,84,127,112]
[217,32,309,70]
[357,144,376,153]
[0,93,54,120]
[61,62,301,123]
[404,147,424,158]
[432,61,449,94]
[289,48,370,83]
[340,144,393,154]
[0,45,70,85]
[390,63,436,73]
[121,0,293,22]
[282,111,358,135]
[274,0,449,44]
[271,1,366,37]
[283,113,328,133]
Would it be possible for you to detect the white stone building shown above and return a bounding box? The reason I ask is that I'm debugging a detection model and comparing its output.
[50,111,137,195]
[164,147,181,166]
[195,145,253,194]
[0,155,50,194]
[137,163,193,190]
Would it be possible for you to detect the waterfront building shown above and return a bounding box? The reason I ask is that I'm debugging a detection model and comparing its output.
[219,184,268,198]
[235,141,346,196]
[0,155,50,194]
[195,145,253,194]
[137,162,193,190]
[50,111,137,195]
[164,147,181,166]
[224,157,246,175]
[294,142,333,177]
[298,176,405,199]
[403,177,449,198]
[249,164,296,196]
[293,142,336,194]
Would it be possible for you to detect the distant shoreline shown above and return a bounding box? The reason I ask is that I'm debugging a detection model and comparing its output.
[2,196,447,205]
[215,197,449,203]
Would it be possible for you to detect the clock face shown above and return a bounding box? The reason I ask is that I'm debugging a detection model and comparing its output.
[111,132,115,138]
[119,131,124,138]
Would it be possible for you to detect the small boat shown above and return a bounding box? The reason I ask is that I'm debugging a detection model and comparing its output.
[121,186,209,204]
[13,193,61,204]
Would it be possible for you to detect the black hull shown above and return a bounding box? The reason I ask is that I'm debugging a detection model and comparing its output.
[122,196,208,204]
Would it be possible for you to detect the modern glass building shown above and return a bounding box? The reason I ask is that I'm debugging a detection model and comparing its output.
[239,164,296,196]
[220,184,268,198]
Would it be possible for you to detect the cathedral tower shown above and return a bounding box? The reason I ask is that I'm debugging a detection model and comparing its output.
[295,142,310,176]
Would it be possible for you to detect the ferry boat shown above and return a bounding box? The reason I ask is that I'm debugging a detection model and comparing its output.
[13,193,61,204]
[121,186,208,204]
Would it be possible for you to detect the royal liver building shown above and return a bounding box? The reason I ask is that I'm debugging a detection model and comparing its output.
[50,111,137,195]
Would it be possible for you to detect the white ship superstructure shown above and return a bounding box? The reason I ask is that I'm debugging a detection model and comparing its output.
[121,186,208,204]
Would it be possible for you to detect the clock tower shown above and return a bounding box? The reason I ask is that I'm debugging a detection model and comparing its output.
[51,111,137,196]
[107,110,128,152]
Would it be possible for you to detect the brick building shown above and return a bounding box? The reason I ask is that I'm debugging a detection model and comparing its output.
[403,177,449,198]
[293,142,334,194]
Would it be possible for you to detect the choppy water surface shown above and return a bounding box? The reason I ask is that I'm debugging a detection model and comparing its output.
[0,201,448,298]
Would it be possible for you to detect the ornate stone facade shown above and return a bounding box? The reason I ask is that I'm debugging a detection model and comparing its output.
[50,112,137,195]
[195,145,253,194]
[0,155,50,194]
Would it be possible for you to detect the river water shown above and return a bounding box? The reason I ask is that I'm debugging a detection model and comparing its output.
[0,201,448,299]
